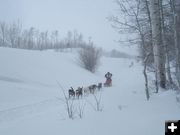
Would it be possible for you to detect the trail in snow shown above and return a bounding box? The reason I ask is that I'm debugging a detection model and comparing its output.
[0,98,61,123]
[0,76,24,83]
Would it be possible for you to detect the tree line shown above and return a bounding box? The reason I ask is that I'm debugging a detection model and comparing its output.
[0,21,101,73]
[110,0,180,99]
[0,21,88,50]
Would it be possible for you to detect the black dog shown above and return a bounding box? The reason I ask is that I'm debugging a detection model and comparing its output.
[89,84,97,94]
[68,87,75,99]
[97,83,102,90]
[76,87,83,99]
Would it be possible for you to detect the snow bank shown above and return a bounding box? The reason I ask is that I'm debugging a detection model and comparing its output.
[0,48,179,135]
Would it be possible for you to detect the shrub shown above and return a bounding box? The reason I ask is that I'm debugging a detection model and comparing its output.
[79,44,101,73]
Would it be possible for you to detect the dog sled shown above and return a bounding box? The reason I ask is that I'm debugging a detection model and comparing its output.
[104,78,112,87]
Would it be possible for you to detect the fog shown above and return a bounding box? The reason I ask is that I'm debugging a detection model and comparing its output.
[0,0,125,50]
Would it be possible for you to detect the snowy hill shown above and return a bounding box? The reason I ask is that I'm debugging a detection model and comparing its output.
[0,48,179,135]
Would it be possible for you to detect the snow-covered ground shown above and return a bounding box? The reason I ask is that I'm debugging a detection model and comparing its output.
[0,48,179,135]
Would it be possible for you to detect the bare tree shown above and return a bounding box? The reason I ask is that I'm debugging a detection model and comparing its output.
[170,0,180,88]
[57,82,76,119]
[0,22,8,47]
[8,21,22,48]
[79,42,101,73]
[27,27,35,49]
[86,92,103,112]
[150,0,166,89]
[77,100,86,119]
[143,53,151,100]
[109,0,157,97]
[159,0,173,88]
[51,30,59,48]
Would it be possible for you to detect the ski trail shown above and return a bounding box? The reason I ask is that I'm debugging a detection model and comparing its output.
[0,98,62,123]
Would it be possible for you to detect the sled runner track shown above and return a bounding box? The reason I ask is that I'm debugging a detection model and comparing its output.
[0,98,61,123]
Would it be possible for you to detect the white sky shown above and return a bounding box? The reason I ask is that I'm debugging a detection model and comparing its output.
[0,0,137,54]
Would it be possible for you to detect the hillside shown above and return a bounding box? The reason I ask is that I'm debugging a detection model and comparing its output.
[0,48,179,135]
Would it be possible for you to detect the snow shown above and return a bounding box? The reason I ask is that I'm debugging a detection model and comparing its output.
[0,47,179,135]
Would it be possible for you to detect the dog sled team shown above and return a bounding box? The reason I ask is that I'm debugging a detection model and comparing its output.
[68,72,112,99]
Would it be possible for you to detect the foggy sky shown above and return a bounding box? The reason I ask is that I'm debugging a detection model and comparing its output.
[0,0,134,52]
